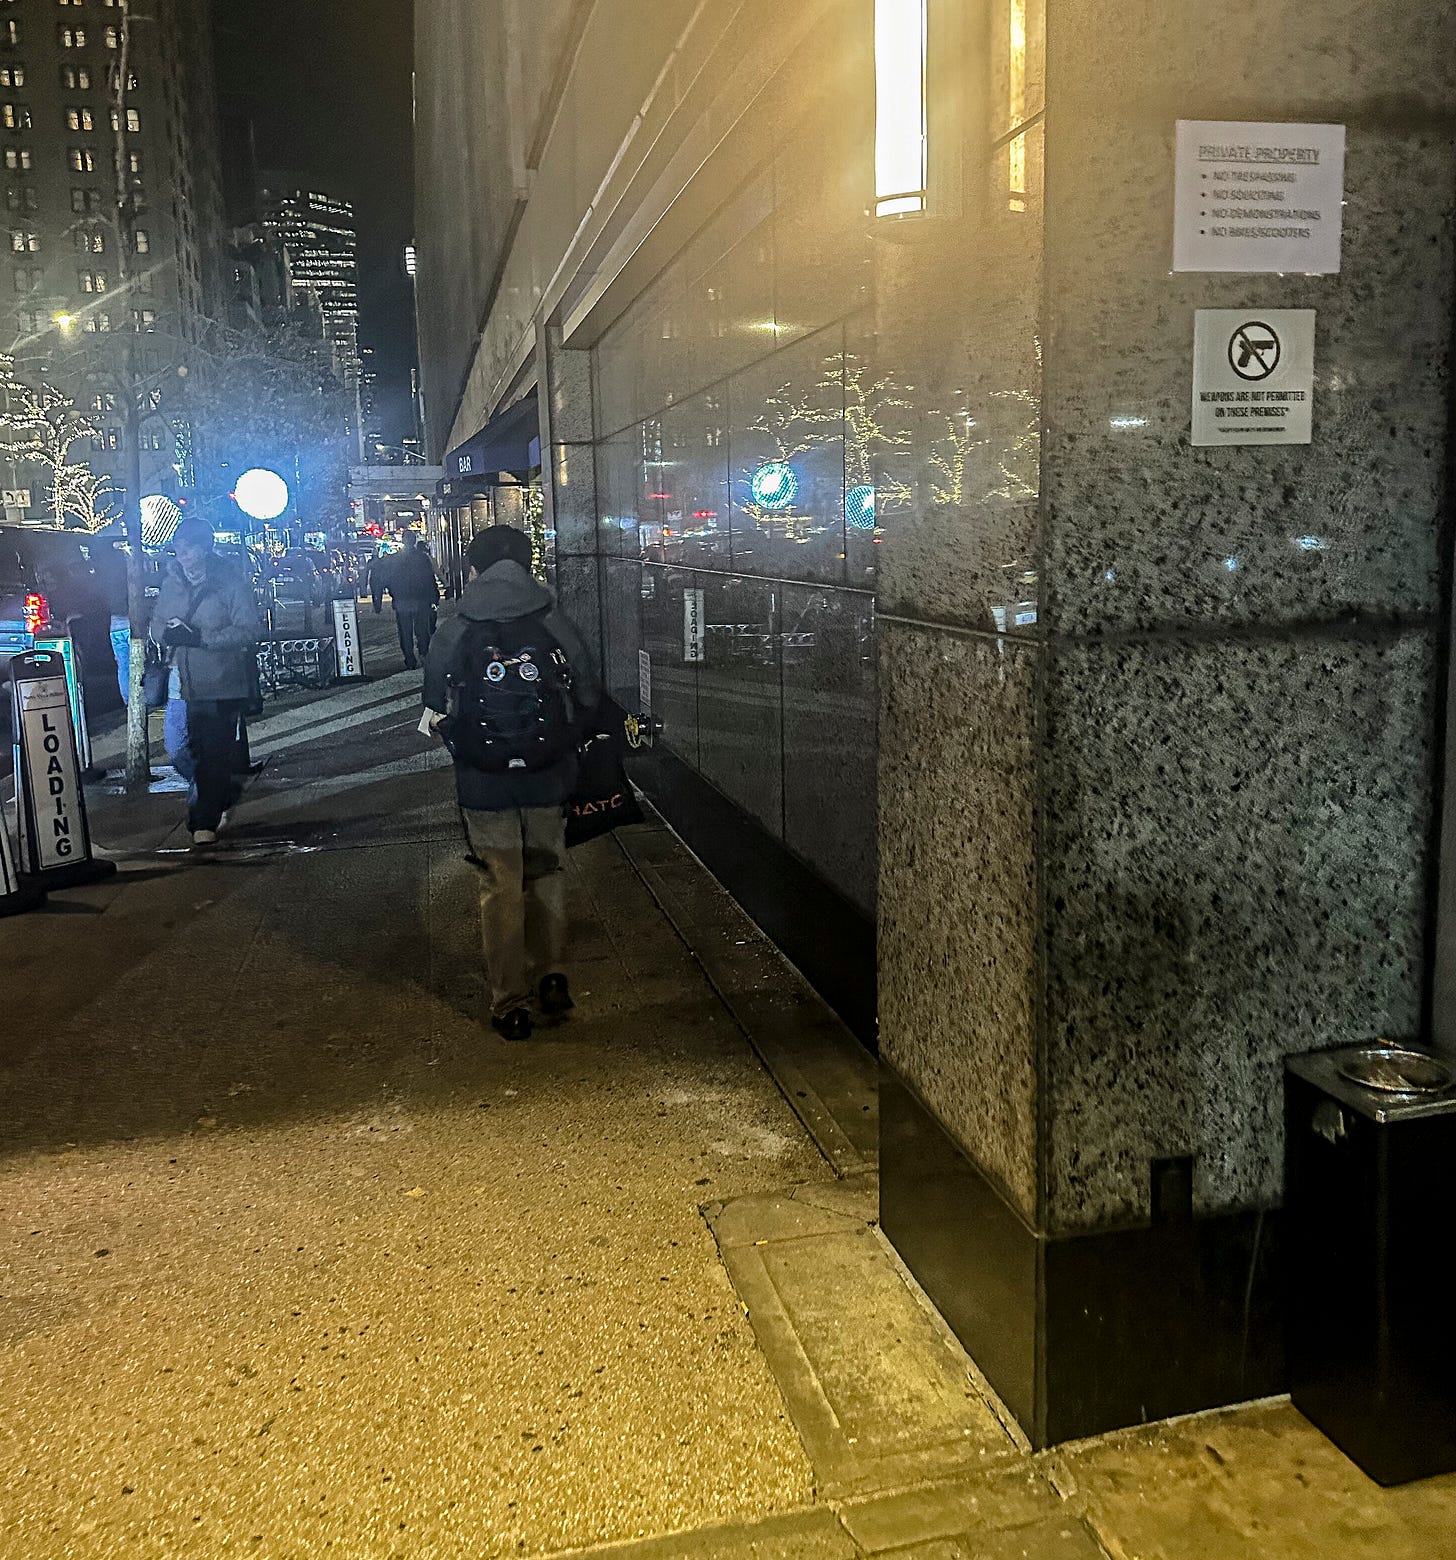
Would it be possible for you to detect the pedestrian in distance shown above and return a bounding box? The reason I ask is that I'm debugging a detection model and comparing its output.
[372,535,441,670]
[422,525,601,1040]
[150,519,261,849]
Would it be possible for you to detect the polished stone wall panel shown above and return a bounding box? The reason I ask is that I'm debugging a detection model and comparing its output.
[553,553,604,686]
[879,621,1040,1221]
[729,326,850,585]
[874,120,1045,632]
[696,575,785,840]
[640,565,701,770]
[780,584,877,911]
[600,556,644,711]
[1042,5,1456,634]
[1040,627,1437,1231]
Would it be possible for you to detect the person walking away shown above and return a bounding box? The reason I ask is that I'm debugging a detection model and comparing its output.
[151,520,261,848]
[423,525,601,1040]
[373,537,440,669]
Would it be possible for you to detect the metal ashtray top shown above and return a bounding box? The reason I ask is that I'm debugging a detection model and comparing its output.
[1337,1045,1455,1096]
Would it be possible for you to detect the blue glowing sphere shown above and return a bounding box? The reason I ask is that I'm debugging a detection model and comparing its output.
[234,467,290,522]
[750,461,798,511]
[845,484,876,531]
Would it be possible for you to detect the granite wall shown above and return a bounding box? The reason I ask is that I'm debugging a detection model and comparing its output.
[878,0,1455,1252]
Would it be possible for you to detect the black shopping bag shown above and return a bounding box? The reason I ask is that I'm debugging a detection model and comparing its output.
[566,728,644,847]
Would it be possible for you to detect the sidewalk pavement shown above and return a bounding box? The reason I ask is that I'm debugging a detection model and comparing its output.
[0,641,1454,1559]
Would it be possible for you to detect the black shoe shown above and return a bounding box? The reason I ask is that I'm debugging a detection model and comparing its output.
[403,659,419,671]
[539,974,574,1017]
[492,1007,533,1041]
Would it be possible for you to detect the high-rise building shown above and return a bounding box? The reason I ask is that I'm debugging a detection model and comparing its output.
[259,177,360,384]
[0,0,227,502]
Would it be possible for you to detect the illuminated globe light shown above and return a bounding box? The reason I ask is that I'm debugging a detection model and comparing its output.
[233,467,291,522]
[845,484,876,531]
[750,461,798,511]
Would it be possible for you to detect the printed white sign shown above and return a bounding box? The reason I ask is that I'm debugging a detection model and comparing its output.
[332,597,363,679]
[1174,121,1344,275]
[1192,309,1315,447]
[683,589,705,665]
[18,675,83,871]
[638,649,652,715]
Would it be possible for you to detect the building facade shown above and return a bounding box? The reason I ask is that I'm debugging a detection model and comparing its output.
[0,0,226,506]
[414,0,1456,1447]
[259,178,361,386]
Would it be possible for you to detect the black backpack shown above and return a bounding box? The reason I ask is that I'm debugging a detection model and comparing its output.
[446,613,577,774]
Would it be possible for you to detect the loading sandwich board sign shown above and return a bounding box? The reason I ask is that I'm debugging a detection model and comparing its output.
[10,650,114,888]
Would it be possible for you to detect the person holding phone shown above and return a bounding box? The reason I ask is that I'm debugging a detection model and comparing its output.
[150,520,261,848]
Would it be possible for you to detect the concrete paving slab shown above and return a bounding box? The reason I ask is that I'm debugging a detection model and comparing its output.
[835,1465,1062,1552]
[880,1518,1109,1559]
[713,1194,1016,1499]
[1053,1400,1456,1560]
[545,1506,857,1559]
[709,1189,868,1250]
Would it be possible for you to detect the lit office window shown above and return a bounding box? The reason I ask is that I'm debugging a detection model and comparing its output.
[9,228,37,251]
[109,106,138,132]
[132,227,148,253]
[68,147,95,171]
[66,106,93,130]
[82,311,112,332]
[79,267,106,292]
[0,64,23,87]
[74,226,102,252]
[2,102,30,129]
[58,25,86,47]
[5,147,30,169]
[104,25,120,48]
[1008,0,1027,211]
[874,0,928,217]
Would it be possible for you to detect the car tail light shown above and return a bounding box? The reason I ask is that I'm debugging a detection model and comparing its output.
[23,593,49,634]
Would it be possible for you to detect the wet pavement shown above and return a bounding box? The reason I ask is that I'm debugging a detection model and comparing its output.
[1,609,1455,1558]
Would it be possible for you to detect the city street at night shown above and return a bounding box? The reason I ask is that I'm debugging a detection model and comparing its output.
[4,0,1456,1554]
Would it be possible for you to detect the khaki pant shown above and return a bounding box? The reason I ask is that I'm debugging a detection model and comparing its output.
[461,806,569,1017]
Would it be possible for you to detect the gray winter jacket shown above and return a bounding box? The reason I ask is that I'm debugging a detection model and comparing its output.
[423,561,601,812]
[150,555,260,703]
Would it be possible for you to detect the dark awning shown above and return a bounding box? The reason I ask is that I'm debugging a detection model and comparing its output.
[441,391,541,497]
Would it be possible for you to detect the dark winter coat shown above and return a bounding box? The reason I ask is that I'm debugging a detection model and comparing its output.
[373,546,440,610]
[149,555,260,703]
[423,560,601,812]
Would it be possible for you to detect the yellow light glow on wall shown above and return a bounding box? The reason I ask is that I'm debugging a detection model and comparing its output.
[875,0,928,217]
[1008,0,1027,211]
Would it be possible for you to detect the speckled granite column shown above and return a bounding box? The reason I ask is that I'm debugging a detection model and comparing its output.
[876,0,1456,1444]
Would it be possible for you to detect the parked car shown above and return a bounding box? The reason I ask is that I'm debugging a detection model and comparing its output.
[213,542,273,617]
[269,549,322,607]
[0,525,123,718]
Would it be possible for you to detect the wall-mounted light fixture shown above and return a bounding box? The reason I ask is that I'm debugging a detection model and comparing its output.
[874,0,928,217]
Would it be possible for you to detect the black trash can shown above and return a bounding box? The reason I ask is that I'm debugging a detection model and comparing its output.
[1285,1044,1456,1485]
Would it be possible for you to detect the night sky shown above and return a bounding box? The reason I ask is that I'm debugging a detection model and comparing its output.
[211,0,416,444]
